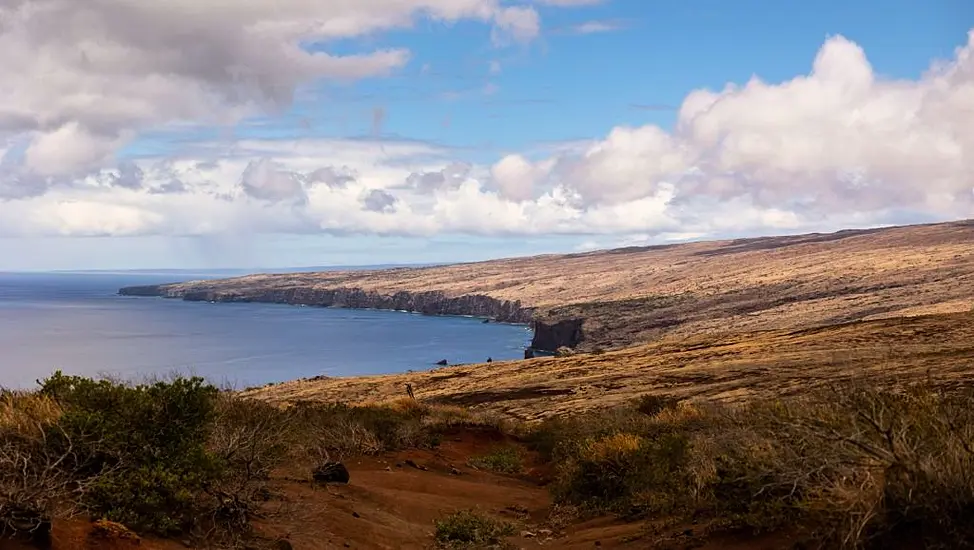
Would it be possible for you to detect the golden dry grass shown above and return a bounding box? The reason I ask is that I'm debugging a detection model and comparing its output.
[0,391,61,435]
[243,312,974,420]
[152,219,974,351]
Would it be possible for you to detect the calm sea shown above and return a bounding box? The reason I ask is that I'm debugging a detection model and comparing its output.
[0,272,531,390]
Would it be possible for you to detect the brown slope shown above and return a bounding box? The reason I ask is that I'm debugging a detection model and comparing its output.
[243,311,974,421]
[136,219,974,351]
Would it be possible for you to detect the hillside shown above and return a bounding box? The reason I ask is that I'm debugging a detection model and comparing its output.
[121,219,974,352]
[243,311,974,420]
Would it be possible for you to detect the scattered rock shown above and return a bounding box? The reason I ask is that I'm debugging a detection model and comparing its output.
[404,459,428,471]
[384,466,392,471]
[352,511,361,519]
[89,519,140,546]
[521,531,536,538]
[450,466,462,475]
[344,543,351,548]
[395,462,403,468]
[436,359,448,366]
[312,462,350,484]
[555,346,576,357]
[595,541,602,547]
[273,539,294,550]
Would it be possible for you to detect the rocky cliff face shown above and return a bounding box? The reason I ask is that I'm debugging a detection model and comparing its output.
[119,284,534,324]
[530,318,585,352]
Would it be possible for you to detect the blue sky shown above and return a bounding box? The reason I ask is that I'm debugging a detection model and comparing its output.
[1,0,972,270]
[171,0,972,154]
[122,0,972,159]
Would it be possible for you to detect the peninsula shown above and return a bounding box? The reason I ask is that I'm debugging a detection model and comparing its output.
[120,218,974,355]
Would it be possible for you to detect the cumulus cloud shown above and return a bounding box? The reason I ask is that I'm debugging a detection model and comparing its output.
[0,0,545,177]
[361,189,398,213]
[0,30,972,246]
[403,162,472,192]
[305,166,357,188]
[240,158,307,203]
[506,31,974,218]
[110,161,146,190]
[490,154,550,202]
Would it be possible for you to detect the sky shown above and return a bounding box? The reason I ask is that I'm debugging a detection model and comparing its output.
[0,0,972,270]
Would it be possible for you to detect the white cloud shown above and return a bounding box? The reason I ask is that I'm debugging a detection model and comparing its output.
[490,154,549,202]
[0,0,545,176]
[240,158,307,203]
[504,30,974,218]
[0,30,972,252]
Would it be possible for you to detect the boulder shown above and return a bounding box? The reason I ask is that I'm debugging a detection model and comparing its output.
[312,462,350,484]
[436,359,448,366]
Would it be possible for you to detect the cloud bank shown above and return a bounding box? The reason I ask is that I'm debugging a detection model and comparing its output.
[0,7,972,245]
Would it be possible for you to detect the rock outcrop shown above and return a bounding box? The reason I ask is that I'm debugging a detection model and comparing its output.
[530,318,584,353]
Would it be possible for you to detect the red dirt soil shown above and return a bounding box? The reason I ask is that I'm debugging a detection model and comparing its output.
[1,428,797,550]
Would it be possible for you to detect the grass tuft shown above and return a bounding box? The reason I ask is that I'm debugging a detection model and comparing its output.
[468,446,523,474]
[434,509,515,549]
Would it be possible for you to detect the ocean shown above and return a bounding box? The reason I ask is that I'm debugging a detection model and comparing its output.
[0,271,532,390]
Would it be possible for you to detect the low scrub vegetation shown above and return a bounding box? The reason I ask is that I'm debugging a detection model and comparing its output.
[0,372,502,548]
[434,509,515,549]
[529,383,974,549]
[468,446,524,474]
[4,369,974,550]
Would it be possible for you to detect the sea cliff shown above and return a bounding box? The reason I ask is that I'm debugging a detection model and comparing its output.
[118,283,584,352]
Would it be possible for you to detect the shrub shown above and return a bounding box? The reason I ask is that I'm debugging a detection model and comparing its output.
[0,392,74,544]
[468,446,523,474]
[291,401,437,461]
[38,371,223,536]
[532,382,974,549]
[204,396,295,539]
[632,394,681,417]
[434,509,515,548]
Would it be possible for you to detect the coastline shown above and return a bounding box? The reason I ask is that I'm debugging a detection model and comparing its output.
[118,282,560,356]
[117,219,974,359]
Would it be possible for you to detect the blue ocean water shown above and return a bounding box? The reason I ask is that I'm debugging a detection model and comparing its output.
[0,272,531,390]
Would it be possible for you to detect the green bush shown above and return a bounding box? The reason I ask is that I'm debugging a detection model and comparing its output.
[38,371,222,535]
